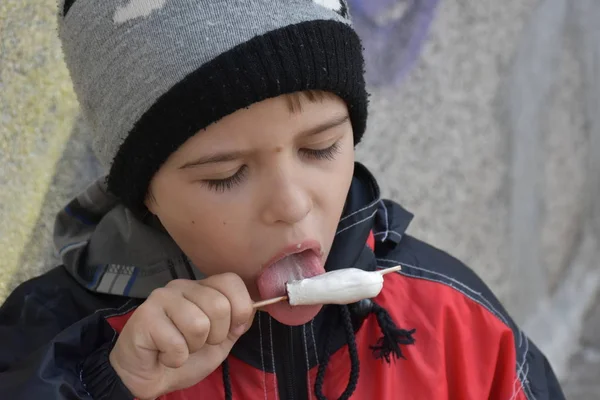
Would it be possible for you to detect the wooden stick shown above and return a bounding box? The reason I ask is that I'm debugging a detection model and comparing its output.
[253,295,288,309]
[377,265,402,275]
[252,265,402,309]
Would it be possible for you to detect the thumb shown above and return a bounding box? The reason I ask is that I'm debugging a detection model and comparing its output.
[224,307,256,345]
[229,314,254,339]
[204,309,257,365]
[218,307,256,355]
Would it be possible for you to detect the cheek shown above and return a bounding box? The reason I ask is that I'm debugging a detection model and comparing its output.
[154,188,253,274]
[315,135,355,240]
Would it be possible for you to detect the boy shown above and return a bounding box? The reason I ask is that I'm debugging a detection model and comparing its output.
[0,0,565,399]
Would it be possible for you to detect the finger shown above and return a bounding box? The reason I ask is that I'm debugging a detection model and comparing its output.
[164,343,231,392]
[200,273,255,332]
[142,293,190,368]
[161,295,210,354]
[167,280,234,345]
[187,285,232,345]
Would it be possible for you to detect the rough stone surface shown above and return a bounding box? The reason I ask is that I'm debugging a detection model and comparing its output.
[563,289,600,400]
[357,0,538,304]
[6,116,104,294]
[540,11,588,294]
[0,0,78,297]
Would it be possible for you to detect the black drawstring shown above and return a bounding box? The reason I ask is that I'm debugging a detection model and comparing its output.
[220,301,415,400]
[222,358,232,400]
[315,305,360,400]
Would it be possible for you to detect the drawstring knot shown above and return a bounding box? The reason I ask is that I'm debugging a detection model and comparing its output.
[369,302,416,363]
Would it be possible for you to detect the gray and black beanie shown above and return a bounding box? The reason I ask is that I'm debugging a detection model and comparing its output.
[57,0,368,212]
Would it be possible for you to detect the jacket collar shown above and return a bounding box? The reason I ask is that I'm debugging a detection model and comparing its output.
[325,162,381,272]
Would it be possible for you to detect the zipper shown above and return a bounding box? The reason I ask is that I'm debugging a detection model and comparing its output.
[272,322,309,400]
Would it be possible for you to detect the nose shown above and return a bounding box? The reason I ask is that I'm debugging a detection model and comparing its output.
[260,169,313,225]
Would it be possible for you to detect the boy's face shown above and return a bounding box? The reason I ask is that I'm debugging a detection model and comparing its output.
[147,92,355,310]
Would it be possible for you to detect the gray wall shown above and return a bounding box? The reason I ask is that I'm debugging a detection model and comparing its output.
[356,0,600,396]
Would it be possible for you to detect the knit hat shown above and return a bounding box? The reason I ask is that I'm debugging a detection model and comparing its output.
[57,0,368,212]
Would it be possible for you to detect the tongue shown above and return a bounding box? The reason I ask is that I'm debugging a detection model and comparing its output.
[256,250,325,326]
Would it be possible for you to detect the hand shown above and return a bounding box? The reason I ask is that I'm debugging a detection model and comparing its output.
[109,273,255,400]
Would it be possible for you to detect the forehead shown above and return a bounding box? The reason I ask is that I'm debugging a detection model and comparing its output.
[208,91,345,135]
[170,92,348,156]
[284,90,338,113]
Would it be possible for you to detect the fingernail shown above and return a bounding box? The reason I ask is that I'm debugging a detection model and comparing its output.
[231,323,248,336]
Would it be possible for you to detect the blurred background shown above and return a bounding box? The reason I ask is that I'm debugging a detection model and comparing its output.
[1,0,598,397]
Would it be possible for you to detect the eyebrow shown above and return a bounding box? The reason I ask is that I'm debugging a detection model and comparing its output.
[178,114,350,169]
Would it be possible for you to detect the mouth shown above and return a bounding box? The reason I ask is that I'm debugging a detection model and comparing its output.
[262,239,323,271]
[256,239,326,326]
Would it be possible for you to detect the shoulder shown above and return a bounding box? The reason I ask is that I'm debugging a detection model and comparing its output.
[369,197,564,399]
[1,265,130,324]
[5,266,78,296]
[368,197,519,338]
[377,233,519,335]
[374,234,546,400]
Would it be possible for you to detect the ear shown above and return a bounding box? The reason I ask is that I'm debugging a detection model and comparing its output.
[144,188,158,215]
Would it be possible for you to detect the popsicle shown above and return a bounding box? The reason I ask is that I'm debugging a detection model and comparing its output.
[253,265,401,308]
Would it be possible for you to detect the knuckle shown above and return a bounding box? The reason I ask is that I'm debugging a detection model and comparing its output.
[134,303,158,322]
[130,303,149,320]
[169,351,188,368]
[206,331,228,345]
[149,287,171,303]
[219,272,242,286]
[231,303,253,327]
[169,338,189,360]
[187,314,210,336]
[166,279,188,290]
[239,301,254,321]
[210,295,231,320]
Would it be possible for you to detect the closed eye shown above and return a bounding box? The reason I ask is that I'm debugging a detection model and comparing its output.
[201,165,248,192]
[300,141,342,161]
[200,141,342,192]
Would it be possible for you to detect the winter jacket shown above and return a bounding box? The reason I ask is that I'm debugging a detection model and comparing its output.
[0,163,565,399]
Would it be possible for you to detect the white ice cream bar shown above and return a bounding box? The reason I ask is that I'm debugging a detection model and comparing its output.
[285,268,384,306]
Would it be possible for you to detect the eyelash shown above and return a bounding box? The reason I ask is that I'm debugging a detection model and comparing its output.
[300,141,341,161]
[202,141,342,192]
[202,165,249,192]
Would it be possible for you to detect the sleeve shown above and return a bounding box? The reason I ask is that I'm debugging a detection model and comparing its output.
[476,313,566,400]
[449,279,567,400]
[437,278,566,400]
[521,339,566,400]
[0,273,136,400]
